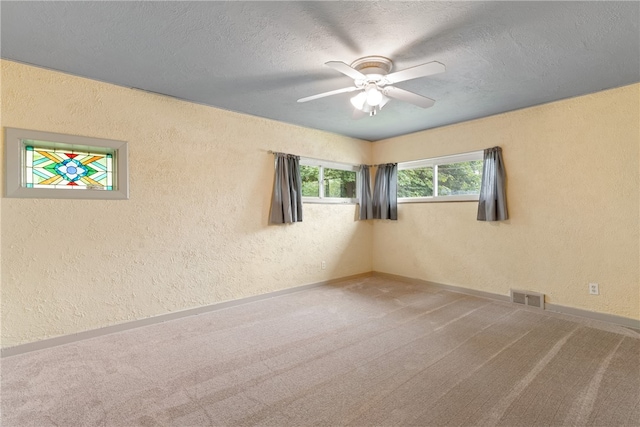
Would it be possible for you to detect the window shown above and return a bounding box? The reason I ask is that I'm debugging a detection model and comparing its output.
[25,146,114,190]
[5,128,129,199]
[398,166,434,198]
[324,168,356,198]
[300,158,358,203]
[300,165,320,197]
[398,151,483,202]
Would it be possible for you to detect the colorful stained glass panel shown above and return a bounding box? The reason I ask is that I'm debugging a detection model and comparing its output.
[24,145,114,190]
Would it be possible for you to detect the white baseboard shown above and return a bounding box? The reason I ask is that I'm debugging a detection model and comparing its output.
[1,272,373,358]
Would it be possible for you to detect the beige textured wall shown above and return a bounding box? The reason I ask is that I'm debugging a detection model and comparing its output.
[1,60,373,347]
[2,60,638,348]
[372,84,640,320]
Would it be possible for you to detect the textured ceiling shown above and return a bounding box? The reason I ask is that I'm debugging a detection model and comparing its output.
[1,1,639,141]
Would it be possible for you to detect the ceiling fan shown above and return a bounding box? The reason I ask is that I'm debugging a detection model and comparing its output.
[297,56,445,119]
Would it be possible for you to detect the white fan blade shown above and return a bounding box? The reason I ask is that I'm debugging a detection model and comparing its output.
[352,109,366,120]
[384,61,445,85]
[384,86,435,108]
[325,61,367,80]
[297,86,359,103]
[379,95,390,109]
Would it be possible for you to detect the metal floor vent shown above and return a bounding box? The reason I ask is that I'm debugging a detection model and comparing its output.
[510,289,545,310]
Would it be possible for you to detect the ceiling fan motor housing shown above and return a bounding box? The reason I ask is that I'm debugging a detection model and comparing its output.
[350,56,393,78]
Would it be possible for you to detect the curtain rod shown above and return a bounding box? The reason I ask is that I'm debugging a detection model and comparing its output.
[268,150,390,168]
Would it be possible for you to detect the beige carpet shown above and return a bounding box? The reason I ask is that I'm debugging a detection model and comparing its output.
[2,276,639,426]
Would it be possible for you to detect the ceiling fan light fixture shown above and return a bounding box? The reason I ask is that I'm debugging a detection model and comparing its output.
[365,86,383,107]
[350,91,367,110]
[302,56,444,119]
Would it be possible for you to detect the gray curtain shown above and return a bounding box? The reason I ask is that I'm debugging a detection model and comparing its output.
[358,165,373,220]
[269,153,303,224]
[477,146,508,221]
[372,163,398,220]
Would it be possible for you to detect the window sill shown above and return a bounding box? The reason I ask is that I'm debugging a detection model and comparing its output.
[302,198,358,205]
[398,196,479,203]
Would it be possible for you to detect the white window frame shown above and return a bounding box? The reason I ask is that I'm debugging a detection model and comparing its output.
[398,150,483,203]
[300,158,359,204]
[5,127,129,200]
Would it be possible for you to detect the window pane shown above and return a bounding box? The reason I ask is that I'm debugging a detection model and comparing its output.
[300,165,319,197]
[323,168,356,198]
[437,160,483,196]
[24,144,114,191]
[398,167,434,197]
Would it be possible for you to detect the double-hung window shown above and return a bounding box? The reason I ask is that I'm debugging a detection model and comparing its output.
[398,151,483,202]
[300,158,358,204]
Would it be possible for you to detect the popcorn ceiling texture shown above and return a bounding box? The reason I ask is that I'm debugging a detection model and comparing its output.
[372,83,640,321]
[0,60,373,348]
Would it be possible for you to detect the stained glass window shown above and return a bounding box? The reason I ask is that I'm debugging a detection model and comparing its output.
[6,128,128,200]
[24,143,114,191]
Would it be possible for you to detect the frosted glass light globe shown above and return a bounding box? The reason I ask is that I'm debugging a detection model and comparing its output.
[366,87,383,106]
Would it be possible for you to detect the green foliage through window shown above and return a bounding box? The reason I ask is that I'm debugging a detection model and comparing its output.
[398,167,434,198]
[397,154,483,200]
[437,160,483,196]
[300,162,357,200]
[324,168,356,198]
[300,165,319,197]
